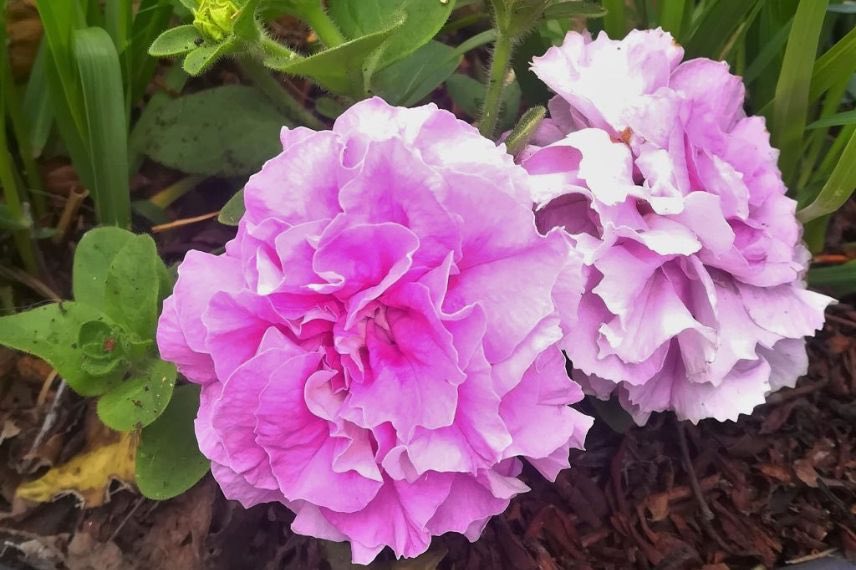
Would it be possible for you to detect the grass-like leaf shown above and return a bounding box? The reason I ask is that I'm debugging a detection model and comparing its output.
[797,128,856,223]
[73,27,131,227]
[685,0,763,60]
[807,108,856,129]
[809,24,856,102]
[771,0,828,186]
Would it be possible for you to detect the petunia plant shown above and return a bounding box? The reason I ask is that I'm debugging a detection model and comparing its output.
[147,0,454,98]
[0,227,209,500]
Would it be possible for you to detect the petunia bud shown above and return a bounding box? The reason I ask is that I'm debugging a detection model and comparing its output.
[193,0,240,43]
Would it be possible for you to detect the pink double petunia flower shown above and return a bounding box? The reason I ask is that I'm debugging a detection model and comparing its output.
[523,29,832,424]
[157,98,592,563]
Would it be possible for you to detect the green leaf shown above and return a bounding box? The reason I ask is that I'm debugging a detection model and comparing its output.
[73,227,135,307]
[315,96,346,119]
[808,260,856,297]
[771,0,829,185]
[149,25,203,57]
[513,27,552,107]
[743,18,792,85]
[657,0,687,40]
[130,0,176,103]
[218,189,245,226]
[103,233,162,339]
[446,73,521,133]
[544,0,607,19]
[828,2,856,13]
[601,0,626,38]
[22,41,53,158]
[685,0,764,60]
[810,24,856,102]
[328,0,455,69]
[275,19,404,96]
[97,359,177,431]
[798,128,856,223]
[182,42,229,75]
[136,384,210,500]
[371,41,460,106]
[138,85,286,176]
[807,108,856,129]
[73,27,131,227]
[0,303,123,396]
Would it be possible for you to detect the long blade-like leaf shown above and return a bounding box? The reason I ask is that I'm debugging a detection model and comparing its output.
[685,0,763,60]
[771,0,828,185]
[73,27,131,227]
[810,24,856,102]
[797,128,856,223]
[601,0,626,38]
[807,108,856,129]
[658,0,686,40]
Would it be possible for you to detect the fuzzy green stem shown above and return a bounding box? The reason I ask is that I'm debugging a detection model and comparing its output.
[299,4,345,48]
[259,35,303,67]
[479,30,514,139]
[238,57,326,130]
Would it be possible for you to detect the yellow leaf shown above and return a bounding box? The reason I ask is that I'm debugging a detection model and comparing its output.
[16,431,137,507]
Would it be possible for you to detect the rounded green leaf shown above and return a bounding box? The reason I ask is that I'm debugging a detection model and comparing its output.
[183,43,227,75]
[0,303,124,396]
[328,0,455,69]
[103,234,162,340]
[137,85,287,176]
[148,25,203,57]
[136,385,209,500]
[73,227,135,307]
[98,360,177,431]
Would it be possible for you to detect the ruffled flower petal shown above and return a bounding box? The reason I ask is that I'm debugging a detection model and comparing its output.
[157,97,591,563]
[525,29,832,424]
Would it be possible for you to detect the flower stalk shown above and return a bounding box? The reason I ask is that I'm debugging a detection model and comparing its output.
[479,30,514,139]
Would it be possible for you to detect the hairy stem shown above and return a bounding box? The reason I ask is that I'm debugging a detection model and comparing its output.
[478,30,513,139]
[299,4,345,48]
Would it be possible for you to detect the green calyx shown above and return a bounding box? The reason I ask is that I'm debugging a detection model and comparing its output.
[193,0,241,42]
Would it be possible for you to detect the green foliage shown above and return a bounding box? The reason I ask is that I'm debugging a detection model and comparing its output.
[798,130,856,223]
[148,25,204,56]
[73,27,132,227]
[771,0,828,185]
[808,260,856,298]
[33,0,174,227]
[136,385,210,500]
[0,228,170,424]
[371,41,461,106]
[272,20,404,97]
[327,0,455,70]
[136,86,288,176]
[218,189,246,226]
[97,359,177,432]
[0,303,125,397]
[0,227,201,499]
[149,0,458,98]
